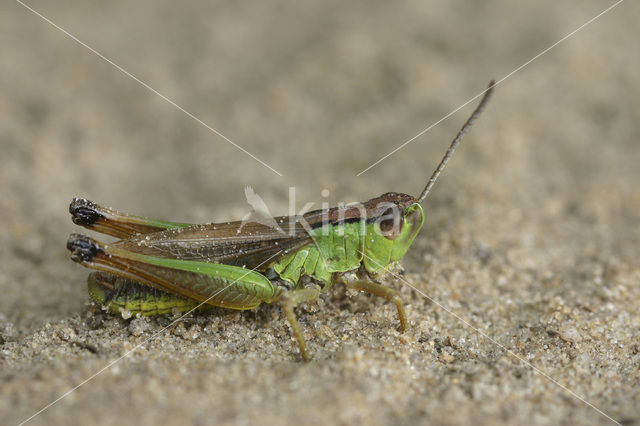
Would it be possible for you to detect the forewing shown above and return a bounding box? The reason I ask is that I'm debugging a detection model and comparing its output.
[113,216,313,270]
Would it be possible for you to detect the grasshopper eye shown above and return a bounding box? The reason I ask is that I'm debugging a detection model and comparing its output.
[378,207,403,239]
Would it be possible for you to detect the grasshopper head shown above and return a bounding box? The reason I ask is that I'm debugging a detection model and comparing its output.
[361,193,424,274]
[366,193,425,256]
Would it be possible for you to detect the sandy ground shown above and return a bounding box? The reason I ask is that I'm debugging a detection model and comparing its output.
[1,1,639,425]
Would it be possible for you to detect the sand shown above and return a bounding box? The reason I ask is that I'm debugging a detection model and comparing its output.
[1,1,639,425]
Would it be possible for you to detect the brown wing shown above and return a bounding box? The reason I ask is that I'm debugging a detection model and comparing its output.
[113,216,313,270]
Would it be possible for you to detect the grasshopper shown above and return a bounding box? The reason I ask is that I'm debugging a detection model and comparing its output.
[67,81,494,360]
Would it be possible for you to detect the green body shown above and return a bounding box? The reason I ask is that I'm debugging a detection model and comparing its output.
[67,195,422,360]
[84,203,424,315]
[276,203,424,288]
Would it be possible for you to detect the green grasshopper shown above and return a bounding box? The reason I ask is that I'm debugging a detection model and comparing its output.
[67,82,494,360]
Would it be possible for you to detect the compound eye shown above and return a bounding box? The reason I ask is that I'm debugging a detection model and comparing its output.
[378,207,403,239]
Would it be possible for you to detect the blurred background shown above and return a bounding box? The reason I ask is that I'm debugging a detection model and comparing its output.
[1,1,639,425]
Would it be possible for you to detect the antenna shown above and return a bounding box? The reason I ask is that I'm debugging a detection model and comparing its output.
[417,80,495,203]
